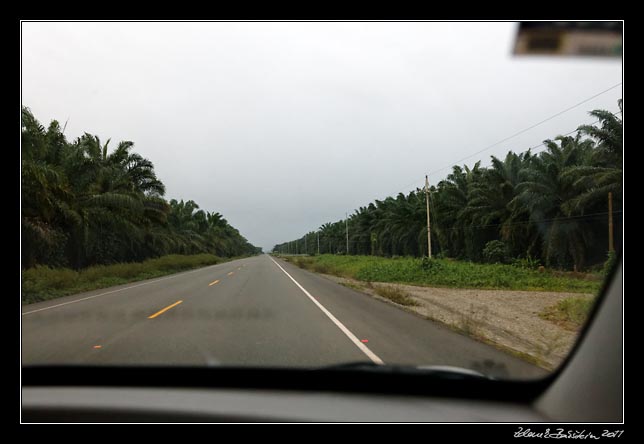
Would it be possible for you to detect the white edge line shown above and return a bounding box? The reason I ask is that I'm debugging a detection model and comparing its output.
[22,262,227,316]
[269,256,384,365]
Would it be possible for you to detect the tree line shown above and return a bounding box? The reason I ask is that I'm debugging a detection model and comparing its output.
[273,101,622,271]
[22,107,262,269]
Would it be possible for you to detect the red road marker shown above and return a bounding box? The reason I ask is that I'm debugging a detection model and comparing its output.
[361,339,369,343]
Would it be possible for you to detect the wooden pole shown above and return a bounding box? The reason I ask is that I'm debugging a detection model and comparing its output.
[425,175,432,259]
[608,192,614,252]
[346,213,349,255]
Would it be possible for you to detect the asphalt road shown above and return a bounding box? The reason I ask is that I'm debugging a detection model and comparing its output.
[22,254,545,378]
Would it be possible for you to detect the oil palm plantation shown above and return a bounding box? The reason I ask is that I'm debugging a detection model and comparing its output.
[274,100,622,271]
[21,106,260,270]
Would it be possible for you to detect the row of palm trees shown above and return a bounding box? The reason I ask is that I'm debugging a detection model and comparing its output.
[274,101,622,271]
[21,107,261,269]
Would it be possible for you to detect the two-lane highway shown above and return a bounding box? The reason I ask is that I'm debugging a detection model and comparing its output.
[22,254,545,378]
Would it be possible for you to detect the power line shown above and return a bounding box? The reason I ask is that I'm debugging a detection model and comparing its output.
[285,87,622,245]
[303,110,622,242]
[378,83,623,198]
[530,110,622,155]
[426,82,622,178]
[404,108,622,189]
[304,109,622,248]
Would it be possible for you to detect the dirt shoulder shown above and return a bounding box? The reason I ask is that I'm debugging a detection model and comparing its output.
[320,274,594,370]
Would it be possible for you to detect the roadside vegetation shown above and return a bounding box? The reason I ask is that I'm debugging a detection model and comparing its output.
[22,254,230,304]
[280,254,602,293]
[372,285,419,306]
[274,101,622,274]
[539,296,596,330]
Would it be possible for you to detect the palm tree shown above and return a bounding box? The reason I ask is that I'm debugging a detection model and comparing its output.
[21,108,73,267]
[562,100,623,214]
[515,134,595,270]
[467,151,540,258]
[577,99,622,168]
[432,162,483,259]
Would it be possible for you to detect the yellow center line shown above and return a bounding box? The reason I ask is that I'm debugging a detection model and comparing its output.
[208,279,220,286]
[227,272,234,276]
[148,300,183,319]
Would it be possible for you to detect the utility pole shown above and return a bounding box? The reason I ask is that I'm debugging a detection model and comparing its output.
[608,191,614,252]
[305,235,307,255]
[345,213,349,255]
[317,231,320,255]
[425,175,432,259]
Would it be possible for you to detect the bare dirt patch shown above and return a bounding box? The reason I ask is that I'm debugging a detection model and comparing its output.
[331,275,595,370]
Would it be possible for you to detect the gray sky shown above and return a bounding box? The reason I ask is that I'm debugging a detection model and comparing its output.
[21,22,622,251]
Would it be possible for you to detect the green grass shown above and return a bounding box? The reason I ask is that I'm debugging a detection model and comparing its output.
[540,296,596,329]
[372,285,419,306]
[283,254,602,293]
[22,254,228,304]
[336,274,418,306]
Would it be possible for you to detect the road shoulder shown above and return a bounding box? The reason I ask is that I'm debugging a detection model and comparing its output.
[279,261,592,371]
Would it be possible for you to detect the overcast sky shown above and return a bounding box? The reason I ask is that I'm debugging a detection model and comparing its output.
[21,22,622,251]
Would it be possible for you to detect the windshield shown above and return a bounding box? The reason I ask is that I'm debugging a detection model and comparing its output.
[21,21,622,380]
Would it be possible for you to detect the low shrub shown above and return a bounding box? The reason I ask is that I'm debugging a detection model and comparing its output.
[540,297,595,329]
[603,250,619,276]
[482,240,509,264]
[373,285,418,306]
[512,255,542,270]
